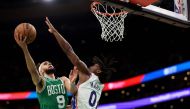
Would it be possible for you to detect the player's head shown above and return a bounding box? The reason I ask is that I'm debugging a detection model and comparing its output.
[89,56,104,75]
[89,56,117,83]
[37,61,56,78]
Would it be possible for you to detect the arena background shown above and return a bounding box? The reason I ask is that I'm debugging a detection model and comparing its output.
[0,0,190,109]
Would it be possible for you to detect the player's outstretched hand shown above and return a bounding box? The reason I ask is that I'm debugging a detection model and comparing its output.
[45,17,57,34]
[69,66,78,83]
[14,32,27,49]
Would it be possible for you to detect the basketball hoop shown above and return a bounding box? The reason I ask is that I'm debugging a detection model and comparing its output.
[91,1,128,42]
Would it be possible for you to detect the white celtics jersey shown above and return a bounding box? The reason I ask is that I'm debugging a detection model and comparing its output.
[72,73,104,109]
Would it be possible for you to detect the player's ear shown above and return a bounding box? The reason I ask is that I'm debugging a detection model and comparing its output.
[97,70,102,74]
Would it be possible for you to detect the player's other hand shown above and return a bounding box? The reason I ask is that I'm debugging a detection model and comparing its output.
[69,66,78,83]
[14,32,27,49]
[45,17,57,34]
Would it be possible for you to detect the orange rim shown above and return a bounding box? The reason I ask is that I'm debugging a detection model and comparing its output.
[91,1,128,16]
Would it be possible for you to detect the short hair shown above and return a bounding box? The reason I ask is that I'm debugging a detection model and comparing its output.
[92,55,117,83]
[92,56,105,71]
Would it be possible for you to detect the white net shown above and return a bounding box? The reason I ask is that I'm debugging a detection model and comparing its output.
[91,2,128,42]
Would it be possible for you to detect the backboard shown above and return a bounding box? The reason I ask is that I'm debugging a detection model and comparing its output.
[95,0,190,28]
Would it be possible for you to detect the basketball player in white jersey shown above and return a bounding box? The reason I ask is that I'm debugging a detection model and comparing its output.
[45,17,108,109]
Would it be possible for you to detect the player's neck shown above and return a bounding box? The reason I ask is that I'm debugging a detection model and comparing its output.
[44,73,55,79]
[93,72,99,76]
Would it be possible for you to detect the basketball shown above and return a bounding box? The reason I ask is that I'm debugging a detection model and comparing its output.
[14,23,37,44]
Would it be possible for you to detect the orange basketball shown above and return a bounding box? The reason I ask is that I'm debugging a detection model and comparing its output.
[14,23,37,44]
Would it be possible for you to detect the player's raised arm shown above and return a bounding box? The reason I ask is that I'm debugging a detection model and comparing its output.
[45,17,91,76]
[14,32,43,91]
[61,66,78,95]
[69,66,78,83]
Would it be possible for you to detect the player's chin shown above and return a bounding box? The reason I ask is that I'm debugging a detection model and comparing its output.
[46,68,56,74]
